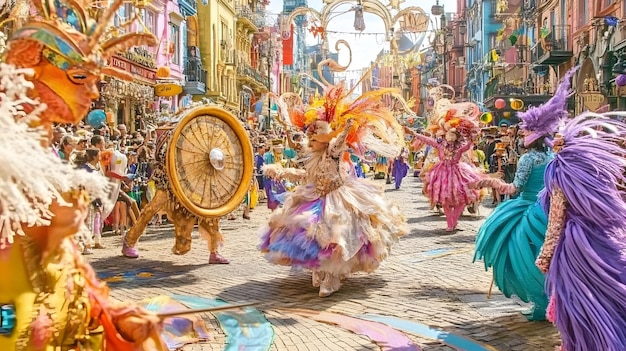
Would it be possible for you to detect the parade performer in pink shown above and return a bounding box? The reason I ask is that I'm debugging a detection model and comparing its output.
[404,102,482,231]
[260,81,408,297]
[536,111,626,351]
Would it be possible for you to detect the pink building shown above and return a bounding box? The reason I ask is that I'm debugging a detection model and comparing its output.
[100,0,186,129]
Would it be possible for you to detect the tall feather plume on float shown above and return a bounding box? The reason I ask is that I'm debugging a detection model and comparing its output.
[517,66,578,146]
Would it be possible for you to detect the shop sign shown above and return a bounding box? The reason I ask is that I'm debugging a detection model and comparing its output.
[580,92,607,111]
[111,56,156,81]
[155,83,183,97]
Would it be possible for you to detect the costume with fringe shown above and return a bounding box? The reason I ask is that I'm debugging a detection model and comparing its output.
[259,83,408,297]
[536,113,626,351]
[473,68,577,321]
[408,99,482,230]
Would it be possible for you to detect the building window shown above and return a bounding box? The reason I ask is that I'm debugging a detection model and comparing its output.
[577,0,587,29]
[114,3,132,30]
[170,24,180,65]
[143,10,156,34]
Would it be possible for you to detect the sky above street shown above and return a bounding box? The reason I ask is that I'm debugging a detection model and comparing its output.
[266,0,457,78]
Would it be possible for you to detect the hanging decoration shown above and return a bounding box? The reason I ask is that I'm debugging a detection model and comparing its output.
[480,112,493,124]
[616,74,626,87]
[494,98,506,109]
[309,26,325,38]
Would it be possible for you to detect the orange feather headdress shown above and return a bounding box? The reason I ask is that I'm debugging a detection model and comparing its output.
[276,81,407,157]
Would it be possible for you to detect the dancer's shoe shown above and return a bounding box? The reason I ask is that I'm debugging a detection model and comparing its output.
[209,253,230,264]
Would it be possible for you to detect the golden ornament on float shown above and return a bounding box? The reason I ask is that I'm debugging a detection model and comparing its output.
[156,66,171,79]
[480,112,493,123]
[510,98,524,111]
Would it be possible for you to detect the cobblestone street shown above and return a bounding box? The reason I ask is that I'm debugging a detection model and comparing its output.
[89,176,560,351]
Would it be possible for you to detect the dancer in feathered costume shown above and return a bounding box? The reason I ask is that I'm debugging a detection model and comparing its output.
[472,67,577,321]
[536,111,626,350]
[404,99,482,231]
[259,81,408,297]
[0,0,170,349]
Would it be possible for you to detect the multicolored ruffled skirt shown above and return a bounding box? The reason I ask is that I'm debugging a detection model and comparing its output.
[259,177,407,275]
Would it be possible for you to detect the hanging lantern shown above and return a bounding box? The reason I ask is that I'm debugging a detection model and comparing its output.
[510,98,524,111]
[105,110,115,123]
[156,66,171,79]
[480,112,493,123]
[616,74,626,87]
[503,111,511,118]
[494,98,506,109]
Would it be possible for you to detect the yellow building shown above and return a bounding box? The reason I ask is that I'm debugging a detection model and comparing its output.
[197,0,239,113]
[234,0,267,119]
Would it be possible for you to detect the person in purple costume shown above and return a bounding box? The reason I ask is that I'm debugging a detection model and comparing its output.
[536,111,626,351]
[392,147,410,189]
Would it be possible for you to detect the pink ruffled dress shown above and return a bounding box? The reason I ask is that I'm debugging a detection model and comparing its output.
[413,134,481,208]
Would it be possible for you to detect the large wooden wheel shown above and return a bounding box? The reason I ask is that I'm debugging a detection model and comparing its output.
[166,106,253,218]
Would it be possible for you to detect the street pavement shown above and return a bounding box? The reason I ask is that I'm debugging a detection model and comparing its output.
[88,175,561,351]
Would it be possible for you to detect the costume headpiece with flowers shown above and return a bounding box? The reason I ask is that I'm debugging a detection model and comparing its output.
[3,0,157,125]
[517,66,578,146]
[276,77,407,158]
[424,85,480,141]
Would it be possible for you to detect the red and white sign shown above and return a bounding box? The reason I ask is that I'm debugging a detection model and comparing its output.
[111,56,157,82]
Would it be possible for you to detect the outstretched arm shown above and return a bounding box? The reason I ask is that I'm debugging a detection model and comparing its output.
[472,152,534,195]
[262,164,306,183]
[404,127,439,149]
[536,187,567,273]
[276,117,298,149]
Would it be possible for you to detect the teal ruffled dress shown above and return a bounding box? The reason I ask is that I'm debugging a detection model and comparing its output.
[474,150,552,320]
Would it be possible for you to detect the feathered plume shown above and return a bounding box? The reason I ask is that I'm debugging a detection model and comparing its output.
[518,66,579,146]
[0,64,111,249]
[540,111,626,227]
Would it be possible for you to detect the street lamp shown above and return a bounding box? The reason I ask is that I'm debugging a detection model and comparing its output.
[459,21,466,35]
[261,39,273,131]
[431,0,443,16]
[440,13,449,84]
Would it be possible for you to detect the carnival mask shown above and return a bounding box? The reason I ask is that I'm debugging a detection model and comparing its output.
[29,58,100,124]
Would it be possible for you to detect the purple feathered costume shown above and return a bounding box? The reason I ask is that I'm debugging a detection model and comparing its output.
[537,112,626,351]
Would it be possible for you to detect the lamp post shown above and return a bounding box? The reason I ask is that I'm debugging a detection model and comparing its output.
[432,1,450,85]
[262,38,273,131]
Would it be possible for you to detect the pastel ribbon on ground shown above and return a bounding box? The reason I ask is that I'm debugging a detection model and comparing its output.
[280,308,421,351]
[140,295,212,350]
[359,315,497,351]
[171,295,275,351]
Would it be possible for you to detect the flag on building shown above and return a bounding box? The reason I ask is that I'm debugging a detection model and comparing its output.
[282,24,294,66]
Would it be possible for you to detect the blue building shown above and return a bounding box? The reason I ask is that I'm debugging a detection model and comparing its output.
[464,0,551,125]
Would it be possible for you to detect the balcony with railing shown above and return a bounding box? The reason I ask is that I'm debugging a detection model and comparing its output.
[236,64,267,90]
[183,59,207,95]
[236,6,265,31]
[483,76,552,110]
[178,0,197,16]
[530,24,573,65]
